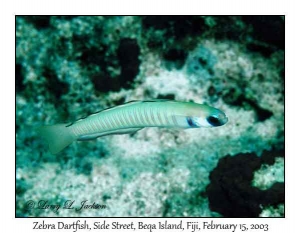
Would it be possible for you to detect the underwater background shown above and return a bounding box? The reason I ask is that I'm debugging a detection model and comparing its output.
[16,16,284,217]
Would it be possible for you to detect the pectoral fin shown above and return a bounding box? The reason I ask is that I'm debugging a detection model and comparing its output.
[77,127,143,141]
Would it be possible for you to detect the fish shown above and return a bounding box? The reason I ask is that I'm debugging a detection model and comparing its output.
[37,100,228,154]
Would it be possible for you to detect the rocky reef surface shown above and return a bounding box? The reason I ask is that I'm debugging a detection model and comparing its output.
[16,16,284,217]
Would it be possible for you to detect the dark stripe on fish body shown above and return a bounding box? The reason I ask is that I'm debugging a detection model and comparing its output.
[107,114,116,128]
[81,122,89,133]
[164,110,171,125]
[96,117,103,130]
[113,112,121,128]
[138,107,146,125]
[157,108,164,125]
[172,115,179,127]
[186,117,198,127]
[133,106,140,125]
[125,108,132,126]
[143,106,149,125]
[112,113,119,128]
[150,106,156,125]
[145,106,151,125]
[144,106,150,125]
[120,109,127,126]
[128,107,135,126]
[103,115,112,130]
[90,118,98,132]
[128,108,134,126]
[118,109,126,126]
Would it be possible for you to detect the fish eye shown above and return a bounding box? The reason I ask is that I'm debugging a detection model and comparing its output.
[207,115,222,127]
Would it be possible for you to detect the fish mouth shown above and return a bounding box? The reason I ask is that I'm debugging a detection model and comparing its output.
[219,113,228,125]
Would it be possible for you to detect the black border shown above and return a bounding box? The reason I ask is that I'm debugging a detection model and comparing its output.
[15,15,285,219]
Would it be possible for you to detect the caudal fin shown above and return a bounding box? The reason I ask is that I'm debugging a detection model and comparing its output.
[37,124,76,154]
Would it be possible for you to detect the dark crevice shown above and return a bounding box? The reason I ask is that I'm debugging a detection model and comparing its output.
[157,94,176,100]
[207,150,284,217]
[117,38,141,88]
[16,64,25,93]
[43,67,69,102]
[163,48,187,69]
[142,16,206,39]
[242,16,284,50]
[222,89,273,122]
[23,16,52,30]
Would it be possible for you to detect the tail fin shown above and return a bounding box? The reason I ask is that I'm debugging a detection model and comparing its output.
[37,123,76,154]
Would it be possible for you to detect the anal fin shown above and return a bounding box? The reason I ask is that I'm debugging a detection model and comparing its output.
[77,127,143,141]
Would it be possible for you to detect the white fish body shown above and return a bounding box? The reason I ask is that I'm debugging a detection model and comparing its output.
[37,100,228,154]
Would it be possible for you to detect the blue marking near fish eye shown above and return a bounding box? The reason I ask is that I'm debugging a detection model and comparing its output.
[186,117,198,127]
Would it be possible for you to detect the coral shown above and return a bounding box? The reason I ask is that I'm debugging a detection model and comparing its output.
[260,204,284,217]
[186,45,217,79]
[252,157,284,190]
